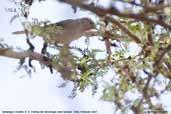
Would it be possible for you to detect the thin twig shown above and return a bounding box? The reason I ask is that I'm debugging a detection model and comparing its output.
[0,48,53,70]
[105,16,142,43]
[59,0,171,29]
[154,44,171,67]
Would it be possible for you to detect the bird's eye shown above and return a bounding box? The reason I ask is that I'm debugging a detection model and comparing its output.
[89,21,94,25]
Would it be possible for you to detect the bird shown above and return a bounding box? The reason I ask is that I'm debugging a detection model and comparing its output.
[12,17,95,45]
[13,17,96,80]
[12,18,96,80]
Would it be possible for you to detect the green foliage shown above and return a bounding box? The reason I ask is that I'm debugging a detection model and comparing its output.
[101,86,115,102]
[4,0,171,114]
[30,23,64,43]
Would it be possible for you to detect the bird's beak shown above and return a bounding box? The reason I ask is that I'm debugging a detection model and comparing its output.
[93,23,96,29]
[12,30,25,35]
[91,21,96,28]
[90,21,96,30]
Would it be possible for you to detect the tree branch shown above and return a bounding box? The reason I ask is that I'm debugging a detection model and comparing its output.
[59,0,171,29]
[0,48,53,70]
[154,44,171,67]
[105,16,141,43]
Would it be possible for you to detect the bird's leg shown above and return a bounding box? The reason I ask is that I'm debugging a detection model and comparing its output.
[26,38,35,52]
[41,42,48,55]
[26,38,35,68]
[41,42,51,57]
[41,42,53,73]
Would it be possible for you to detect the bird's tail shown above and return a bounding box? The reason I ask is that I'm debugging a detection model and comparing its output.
[12,31,25,35]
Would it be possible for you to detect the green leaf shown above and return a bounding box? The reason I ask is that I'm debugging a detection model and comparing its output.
[101,86,115,102]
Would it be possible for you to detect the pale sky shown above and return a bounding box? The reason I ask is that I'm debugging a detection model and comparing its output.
[0,0,171,114]
[0,0,114,114]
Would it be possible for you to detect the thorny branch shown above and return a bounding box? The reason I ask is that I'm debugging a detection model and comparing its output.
[59,0,171,29]
[154,44,171,67]
[132,70,156,113]
[105,16,141,43]
[2,0,171,113]
[0,48,52,68]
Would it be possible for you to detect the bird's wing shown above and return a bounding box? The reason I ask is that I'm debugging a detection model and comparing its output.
[55,19,74,27]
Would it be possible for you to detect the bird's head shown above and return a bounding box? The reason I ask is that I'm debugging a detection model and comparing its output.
[78,18,96,31]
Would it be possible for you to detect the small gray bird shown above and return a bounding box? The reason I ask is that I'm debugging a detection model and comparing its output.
[13,18,95,44]
[13,18,95,80]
